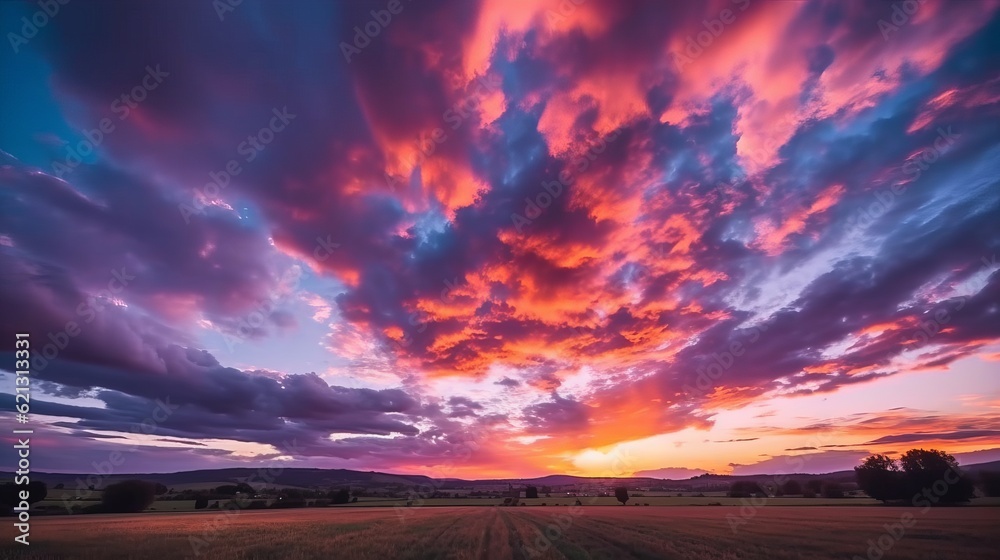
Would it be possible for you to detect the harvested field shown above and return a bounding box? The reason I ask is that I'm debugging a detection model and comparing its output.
[2,505,996,559]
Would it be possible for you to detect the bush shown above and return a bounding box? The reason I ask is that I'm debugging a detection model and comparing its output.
[311,499,331,507]
[247,500,268,509]
[102,480,157,513]
[269,500,306,509]
[525,486,538,499]
[194,497,209,509]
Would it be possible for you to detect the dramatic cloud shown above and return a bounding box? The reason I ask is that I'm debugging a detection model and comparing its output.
[1,0,998,476]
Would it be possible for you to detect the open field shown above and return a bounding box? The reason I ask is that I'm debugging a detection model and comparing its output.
[3,506,997,559]
[21,496,899,513]
[35,495,1000,514]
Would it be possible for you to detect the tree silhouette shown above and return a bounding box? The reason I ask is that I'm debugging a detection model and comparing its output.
[781,480,802,495]
[821,482,844,498]
[899,449,974,504]
[855,449,975,504]
[525,486,538,499]
[855,454,904,502]
[614,487,629,505]
[102,480,157,513]
[329,488,351,504]
[0,481,47,509]
[728,481,767,498]
[979,471,1000,497]
[805,479,823,495]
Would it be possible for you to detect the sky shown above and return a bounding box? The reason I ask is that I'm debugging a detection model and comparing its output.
[1,0,999,479]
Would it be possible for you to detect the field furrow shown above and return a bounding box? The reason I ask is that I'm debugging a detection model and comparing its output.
[2,506,998,559]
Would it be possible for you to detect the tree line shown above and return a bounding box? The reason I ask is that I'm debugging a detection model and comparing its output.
[854,449,980,504]
[3,449,999,516]
[720,448,994,504]
[727,479,846,498]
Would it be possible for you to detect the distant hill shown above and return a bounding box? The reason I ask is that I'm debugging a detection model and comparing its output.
[961,459,1000,474]
[633,467,708,479]
[458,474,669,488]
[6,459,998,491]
